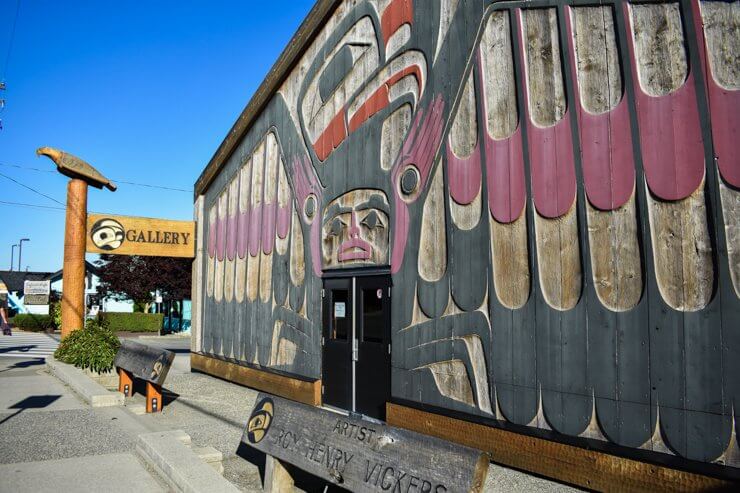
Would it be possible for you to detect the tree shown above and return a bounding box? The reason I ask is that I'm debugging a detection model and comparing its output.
[95,255,192,312]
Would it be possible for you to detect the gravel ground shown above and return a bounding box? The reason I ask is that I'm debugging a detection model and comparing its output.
[135,369,578,492]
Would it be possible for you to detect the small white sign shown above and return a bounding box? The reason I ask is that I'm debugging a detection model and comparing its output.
[24,280,50,295]
[334,302,346,318]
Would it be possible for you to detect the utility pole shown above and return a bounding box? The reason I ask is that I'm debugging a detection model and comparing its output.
[18,238,29,271]
[10,244,17,271]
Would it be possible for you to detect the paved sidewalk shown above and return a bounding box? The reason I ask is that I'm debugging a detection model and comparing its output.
[0,356,168,492]
[1,335,578,492]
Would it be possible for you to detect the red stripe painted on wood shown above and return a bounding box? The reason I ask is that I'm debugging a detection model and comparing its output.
[476,52,527,223]
[564,11,635,212]
[381,0,413,45]
[517,9,577,219]
[623,3,705,201]
[446,141,482,206]
[690,0,740,189]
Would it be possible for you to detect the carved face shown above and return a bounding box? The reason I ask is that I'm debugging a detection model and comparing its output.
[321,190,390,269]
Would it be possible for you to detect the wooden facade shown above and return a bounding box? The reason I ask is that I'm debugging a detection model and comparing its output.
[192,0,740,482]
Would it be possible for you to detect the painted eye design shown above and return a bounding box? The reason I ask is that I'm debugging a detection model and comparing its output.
[329,218,345,237]
[361,210,383,230]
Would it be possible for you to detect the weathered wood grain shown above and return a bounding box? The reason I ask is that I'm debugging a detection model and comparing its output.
[114,339,175,387]
[586,194,642,312]
[264,455,294,493]
[206,204,217,299]
[521,8,566,127]
[700,0,740,91]
[480,10,517,139]
[449,191,481,231]
[248,141,265,302]
[416,360,476,407]
[224,177,239,304]
[629,2,687,97]
[450,73,478,158]
[570,6,621,114]
[191,353,320,406]
[243,393,489,493]
[719,180,740,298]
[489,211,529,309]
[289,208,305,288]
[387,402,734,492]
[276,161,291,256]
[236,160,252,303]
[418,165,447,282]
[260,133,280,303]
[647,182,713,311]
[192,196,205,354]
[214,193,228,303]
[381,103,412,171]
[534,204,582,311]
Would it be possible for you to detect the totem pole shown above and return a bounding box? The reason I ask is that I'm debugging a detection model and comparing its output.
[37,147,116,338]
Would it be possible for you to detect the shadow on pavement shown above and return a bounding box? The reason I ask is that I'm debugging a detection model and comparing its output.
[0,358,46,373]
[0,394,61,426]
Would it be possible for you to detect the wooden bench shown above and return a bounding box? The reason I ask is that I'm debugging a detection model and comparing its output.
[242,393,489,492]
[114,340,175,413]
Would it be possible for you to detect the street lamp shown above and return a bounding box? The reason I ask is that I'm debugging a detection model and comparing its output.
[10,244,18,271]
[18,238,30,271]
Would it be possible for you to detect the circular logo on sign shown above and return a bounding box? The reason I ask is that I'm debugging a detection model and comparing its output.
[247,398,274,444]
[91,218,125,250]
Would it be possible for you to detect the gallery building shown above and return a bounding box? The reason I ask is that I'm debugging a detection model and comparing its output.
[190,0,739,487]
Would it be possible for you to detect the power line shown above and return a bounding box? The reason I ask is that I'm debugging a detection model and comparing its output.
[0,170,65,206]
[1,0,20,80]
[0,162,193,193]
[0,200,64,211]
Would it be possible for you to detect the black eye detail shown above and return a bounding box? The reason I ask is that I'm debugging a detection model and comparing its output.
[361,211,383,230]
[329,218,345,237]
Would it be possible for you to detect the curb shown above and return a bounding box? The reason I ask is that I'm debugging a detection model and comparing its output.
[136,431,238,493]
[46,357,124,407]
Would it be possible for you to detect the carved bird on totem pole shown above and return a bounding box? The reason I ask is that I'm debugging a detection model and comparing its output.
[36,146,117,191]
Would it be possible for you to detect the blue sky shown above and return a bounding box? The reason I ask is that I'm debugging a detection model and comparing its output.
[0,0,313,272]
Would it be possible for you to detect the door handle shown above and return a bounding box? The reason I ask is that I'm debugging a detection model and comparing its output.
[352,338,358,361]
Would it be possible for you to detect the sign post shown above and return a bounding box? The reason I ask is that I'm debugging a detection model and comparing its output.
[37,147,117,338]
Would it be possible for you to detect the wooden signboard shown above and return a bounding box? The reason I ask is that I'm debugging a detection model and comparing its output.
[113,339,175,387]
[242,393,489,493]
[86,213,195,258]
[24,294,49,305]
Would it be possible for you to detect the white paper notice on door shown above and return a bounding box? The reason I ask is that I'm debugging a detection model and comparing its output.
[334,302,346,318]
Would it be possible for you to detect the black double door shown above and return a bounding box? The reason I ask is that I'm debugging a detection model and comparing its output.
[321,275,391,420]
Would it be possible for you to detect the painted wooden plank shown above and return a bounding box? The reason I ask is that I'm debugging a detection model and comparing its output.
[243,393,489,493]
[697,0,740,189]
[191,353,320,406]
[387,403,735,491]
[114,340,175,387]
[518,7,577,220]
[626,2,705,202]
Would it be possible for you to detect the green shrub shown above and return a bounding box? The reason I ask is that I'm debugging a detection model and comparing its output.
[10,314,56,332]
[54,318,120,373]
[51,303,62,329]
[100,312,163,332]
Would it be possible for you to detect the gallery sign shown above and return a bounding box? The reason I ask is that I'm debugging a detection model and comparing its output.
[242,393,488,492]
[86,214,195,258]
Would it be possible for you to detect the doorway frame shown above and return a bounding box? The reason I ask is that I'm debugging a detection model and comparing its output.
[321,266,391,419]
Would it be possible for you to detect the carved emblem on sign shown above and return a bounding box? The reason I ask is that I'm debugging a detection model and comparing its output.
[90,218,126,250]
[247,397,274,444]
